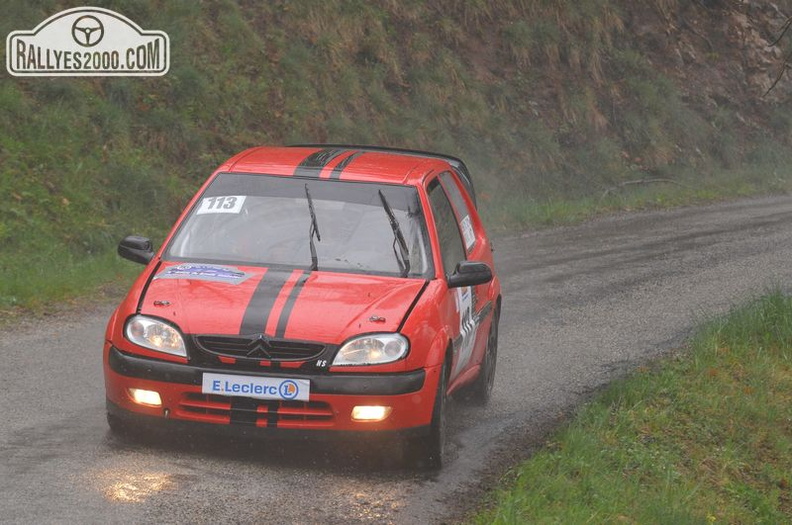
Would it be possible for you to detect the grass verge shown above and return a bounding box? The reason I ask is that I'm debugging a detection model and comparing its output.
[480,162,792,233]
[472,291,792,524]
[0,248,141,314]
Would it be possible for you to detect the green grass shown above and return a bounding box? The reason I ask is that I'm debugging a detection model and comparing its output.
[472,291,792,523]
[0,249,140,313]
[481,161,792,232]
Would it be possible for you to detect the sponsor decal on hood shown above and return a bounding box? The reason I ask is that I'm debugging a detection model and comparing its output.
[153,263,253,285]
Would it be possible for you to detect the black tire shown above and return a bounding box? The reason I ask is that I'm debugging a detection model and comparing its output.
[461,307,499,405]
[405,361,448,469]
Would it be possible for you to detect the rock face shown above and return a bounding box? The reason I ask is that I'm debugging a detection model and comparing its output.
[728,6,786,97]
[631,1,792,102]
[609,0,792,166]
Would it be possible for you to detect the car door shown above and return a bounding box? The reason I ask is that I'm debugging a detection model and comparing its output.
[426,173,492,385]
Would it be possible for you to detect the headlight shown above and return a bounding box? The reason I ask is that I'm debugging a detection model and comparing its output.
[332,334,408,366]
[125,315,186,357]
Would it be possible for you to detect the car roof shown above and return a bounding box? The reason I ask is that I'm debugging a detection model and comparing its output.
[217,145,477,206]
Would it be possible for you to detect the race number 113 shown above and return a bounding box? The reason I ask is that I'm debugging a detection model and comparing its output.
[196,195,246,215]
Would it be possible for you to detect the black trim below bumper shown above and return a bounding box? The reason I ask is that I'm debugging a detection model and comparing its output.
[108,346,426,396]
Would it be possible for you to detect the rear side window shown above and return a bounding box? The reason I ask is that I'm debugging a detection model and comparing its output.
[438,171,476,253]
[427,178,466,276]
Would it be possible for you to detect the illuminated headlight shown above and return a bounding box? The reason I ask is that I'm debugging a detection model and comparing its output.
[125,315,186,357]
[332,334,408,366]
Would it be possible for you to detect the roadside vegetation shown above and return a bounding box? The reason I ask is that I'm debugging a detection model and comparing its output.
[3,0,792,313]
[472,291,792,523]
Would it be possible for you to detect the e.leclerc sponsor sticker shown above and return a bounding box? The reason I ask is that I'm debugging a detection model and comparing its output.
[202,373,310,402]
[6,6,169,77]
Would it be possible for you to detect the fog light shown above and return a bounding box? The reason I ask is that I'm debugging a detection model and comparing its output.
[351,405,391,422]
[128,388,162,407]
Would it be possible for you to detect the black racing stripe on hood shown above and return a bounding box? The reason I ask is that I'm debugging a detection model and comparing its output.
[328,151,363,179]
[275,272,309,338]
[293,148,347,177]
[239,270,291,335]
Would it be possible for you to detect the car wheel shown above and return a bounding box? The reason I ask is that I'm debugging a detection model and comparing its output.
[461,307,499,405]
[405,361,448,469]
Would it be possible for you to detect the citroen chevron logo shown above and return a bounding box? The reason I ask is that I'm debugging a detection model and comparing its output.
[245,334,273,359]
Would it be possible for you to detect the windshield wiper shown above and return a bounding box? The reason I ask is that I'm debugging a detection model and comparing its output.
[305,184,321,271]
[378,190,410,277]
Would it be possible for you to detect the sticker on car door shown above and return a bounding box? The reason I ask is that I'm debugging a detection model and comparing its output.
[453,285,478,375]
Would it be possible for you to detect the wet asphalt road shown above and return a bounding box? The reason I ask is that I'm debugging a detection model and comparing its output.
[3,196,792,524]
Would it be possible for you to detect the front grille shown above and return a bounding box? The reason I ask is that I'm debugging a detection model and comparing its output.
[176,393,334,428]
[193,335,326,362]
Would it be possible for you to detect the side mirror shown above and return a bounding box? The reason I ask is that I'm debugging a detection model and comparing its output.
[447,261,493,288]
[118,235,155,265]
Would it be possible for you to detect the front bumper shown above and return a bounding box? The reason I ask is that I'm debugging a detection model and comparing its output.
[105,345,438,433]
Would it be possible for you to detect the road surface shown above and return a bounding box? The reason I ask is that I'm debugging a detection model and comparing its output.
[2,196,791,524]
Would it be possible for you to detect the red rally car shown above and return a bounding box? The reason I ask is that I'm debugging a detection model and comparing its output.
[104,145,501,468]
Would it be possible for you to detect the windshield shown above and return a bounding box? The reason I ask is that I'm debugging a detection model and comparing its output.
[166,173,433,277]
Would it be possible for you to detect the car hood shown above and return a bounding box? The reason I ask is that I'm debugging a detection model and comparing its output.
[139,262,427,344]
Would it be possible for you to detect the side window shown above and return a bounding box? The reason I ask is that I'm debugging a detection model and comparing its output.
[427,178,466,276]
[438,171,476,253]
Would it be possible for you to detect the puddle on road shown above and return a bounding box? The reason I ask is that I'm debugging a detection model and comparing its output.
[90,470,194,503]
